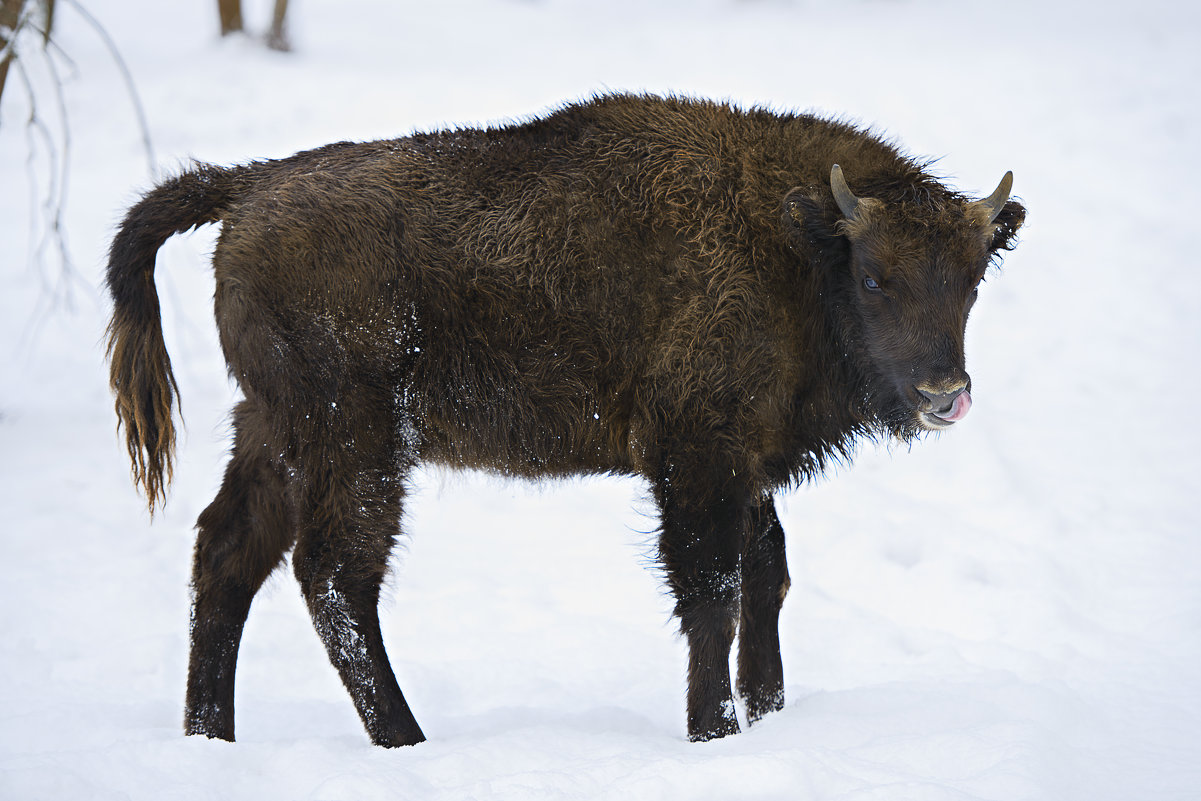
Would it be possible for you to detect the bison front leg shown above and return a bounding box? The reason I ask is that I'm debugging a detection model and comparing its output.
[653,457,750,742]
[736,495,790,725]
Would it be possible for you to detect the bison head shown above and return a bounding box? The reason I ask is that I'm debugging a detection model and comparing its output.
[785,165,1025,437]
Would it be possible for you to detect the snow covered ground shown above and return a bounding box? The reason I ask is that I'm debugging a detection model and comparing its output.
[2,0,1199,798]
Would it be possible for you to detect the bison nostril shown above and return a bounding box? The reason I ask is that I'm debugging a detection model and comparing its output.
[915,385,964,413]
[914,383,972,424]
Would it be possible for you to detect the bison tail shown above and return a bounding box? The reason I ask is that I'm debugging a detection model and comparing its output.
[105,164,241,513]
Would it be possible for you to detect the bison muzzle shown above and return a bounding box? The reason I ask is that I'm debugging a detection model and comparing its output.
[105,93,1025,746]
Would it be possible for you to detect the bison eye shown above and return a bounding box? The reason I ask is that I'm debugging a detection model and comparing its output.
[863,276,882,292]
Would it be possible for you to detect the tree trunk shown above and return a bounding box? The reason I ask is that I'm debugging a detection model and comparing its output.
[266,0,289,51]
[0,0,27,109]
[218,0,242,36]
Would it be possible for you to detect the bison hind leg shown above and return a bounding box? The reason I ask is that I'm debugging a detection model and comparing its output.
[288,395,426,748]
[186,400,296,741]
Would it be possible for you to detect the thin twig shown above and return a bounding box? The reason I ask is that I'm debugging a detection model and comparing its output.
[62,0,157,178]
[16,53,57,280]
[8,1,158,349]
[0,1,35,116]
[15,53,62,346]
[39,27,79,309]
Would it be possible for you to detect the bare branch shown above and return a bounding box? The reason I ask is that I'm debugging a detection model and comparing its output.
[63,0,157,178]
[0,0,31,110]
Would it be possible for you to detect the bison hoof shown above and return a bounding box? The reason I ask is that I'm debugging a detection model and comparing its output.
[184,705,235,742]
[370,723,427,748]
[688,719,741,742]
[743,686,785,726]
[688,702,741,742]
[184,723,235,743]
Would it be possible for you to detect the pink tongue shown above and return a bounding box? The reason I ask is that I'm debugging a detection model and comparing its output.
[936,390,972,422]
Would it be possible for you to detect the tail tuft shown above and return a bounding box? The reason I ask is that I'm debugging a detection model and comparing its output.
[106,305,181,513]
[105,165,238,512]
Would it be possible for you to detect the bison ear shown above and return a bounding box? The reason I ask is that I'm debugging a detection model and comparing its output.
[969,171,1024,254]
[987,198,1026,254]
[781,187,837,248]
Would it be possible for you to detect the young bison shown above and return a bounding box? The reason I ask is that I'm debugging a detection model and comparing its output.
[106,93,1025,745]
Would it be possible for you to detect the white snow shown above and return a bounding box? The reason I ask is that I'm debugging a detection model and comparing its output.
[2,0,1199,799]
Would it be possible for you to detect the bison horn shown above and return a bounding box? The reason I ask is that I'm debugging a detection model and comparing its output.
[830,164,860,220]
[971,171,1014,225]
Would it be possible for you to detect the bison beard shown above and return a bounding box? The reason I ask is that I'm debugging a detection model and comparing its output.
[104,93,1025,745]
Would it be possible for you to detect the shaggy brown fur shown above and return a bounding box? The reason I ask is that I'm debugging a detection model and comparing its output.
[105,93,1025,746]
